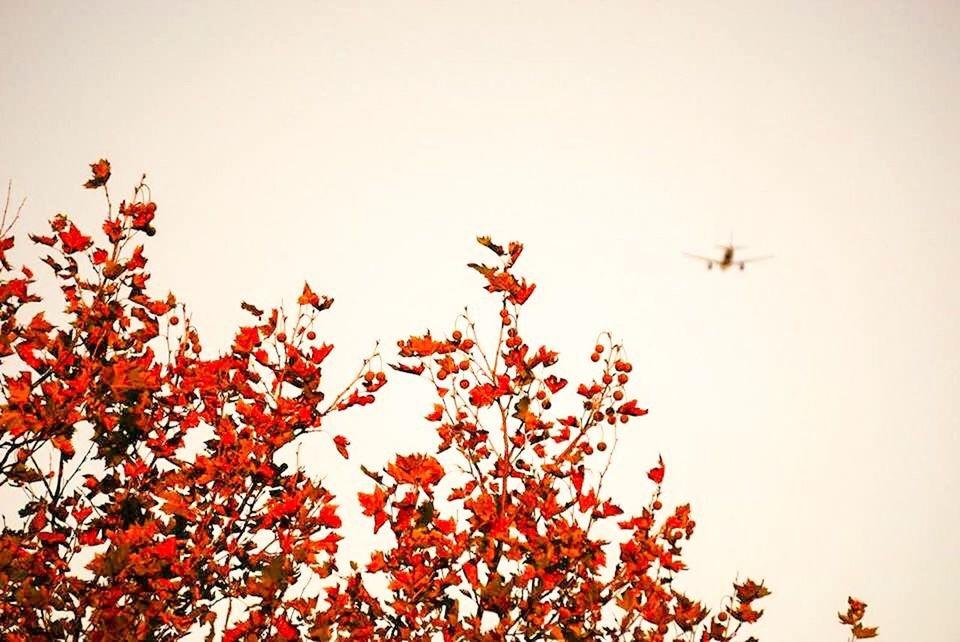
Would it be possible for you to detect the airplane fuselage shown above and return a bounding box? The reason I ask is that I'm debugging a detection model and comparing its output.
[720,246,734,268]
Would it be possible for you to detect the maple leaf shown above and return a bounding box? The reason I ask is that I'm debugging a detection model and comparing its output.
[462,561,479,587]
[233,326,261,354]
[734,579,771,603]
[425,404,444,422]
[476,235,504,256]
[37,531,66,546]
[83,158,111,188]
[241,301,264,317]
[309,344,334,364]
[400,333,454,358]
[358,486,389,533]
[386,453,444,491]
[728,601,763,623]
[389,361,426,376]
[647,456,665,484]
[511,279,535,305]
[543,374,567,393]
[333,435,350,459]
[592,500,624,518]
[275,615,299,640]
[58,224,92,254]
[316,503,342,529]
[152,536,178,560]
[618,400,649,417]
[28,233,56,246]
[52,435,76,459]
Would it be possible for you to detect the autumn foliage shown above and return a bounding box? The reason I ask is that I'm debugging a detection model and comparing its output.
[0,162,876,641]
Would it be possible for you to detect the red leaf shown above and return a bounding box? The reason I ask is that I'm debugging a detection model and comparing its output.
[59,224,92,254]
[309,343,334,364]
[37,532,66,546]
[647,456,665,484]
[276,616,298,640]
[544,375,567,393]
[425,404,444,422]
[389,361,426,376]
[153,536,177,560]
[334,435,350,459]
[359,486,389,534]
[233,326,260,354]
[618,400,649,417]
[83,158,111,188]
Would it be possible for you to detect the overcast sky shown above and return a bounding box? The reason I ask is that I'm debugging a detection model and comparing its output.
[2,2,958,640]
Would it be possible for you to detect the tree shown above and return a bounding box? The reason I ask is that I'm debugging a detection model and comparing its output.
[0,162,875,641]
[0,161,386,639]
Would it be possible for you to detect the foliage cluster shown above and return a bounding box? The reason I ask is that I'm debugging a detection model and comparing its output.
[0,162,877,641]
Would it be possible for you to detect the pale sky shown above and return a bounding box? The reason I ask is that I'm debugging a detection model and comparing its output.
[2,2,959,640]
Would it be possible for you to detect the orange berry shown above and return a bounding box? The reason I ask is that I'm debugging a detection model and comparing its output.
[593,411,604,422]
[624,363,633,372]
[535,390,546,401]
[597,441,607,451]
[620,415,629,424]
[276,333,286,343]
[606,415,616,425]
[459,379,469,389]
[452,330,462,341]
[613,390,624,401]
[618,374,628,384]
[602,373,612,384]
[718,612,728,622]
[169,316,179,326]
[307,330,316,340]
[653,500,662,510]
[437,370,448,380]
[590,353,600,362]
[459,360,469,371]
[363,371,375,383]
[595,344,604,353]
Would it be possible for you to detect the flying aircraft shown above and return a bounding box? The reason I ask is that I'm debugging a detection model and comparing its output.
[685,238,771,271]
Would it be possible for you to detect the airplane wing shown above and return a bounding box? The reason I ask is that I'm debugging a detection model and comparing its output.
[683,253,717,263]
[738,255,773,263]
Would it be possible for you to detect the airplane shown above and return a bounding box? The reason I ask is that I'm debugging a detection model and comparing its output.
[685,238,772,271]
